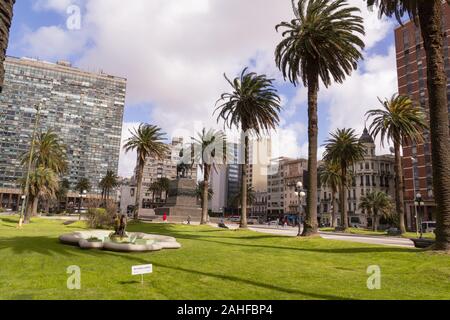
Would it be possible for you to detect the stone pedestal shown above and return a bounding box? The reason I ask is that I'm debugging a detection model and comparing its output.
[154,178,201,218]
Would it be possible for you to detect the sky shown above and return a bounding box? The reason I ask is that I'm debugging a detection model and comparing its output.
[7,0,399,178]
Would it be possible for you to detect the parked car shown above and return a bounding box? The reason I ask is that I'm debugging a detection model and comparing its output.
[248,217,259,225]
[421,221,436,234]
[268,220,279,226]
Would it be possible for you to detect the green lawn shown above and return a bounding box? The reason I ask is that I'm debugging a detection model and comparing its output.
[1,216,449,300]
[320,228,436,240]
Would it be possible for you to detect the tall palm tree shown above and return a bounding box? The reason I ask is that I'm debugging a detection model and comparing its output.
[21,167,59,224]
[319,161,341,228]
[366,95,428,233]
[323,128,365,230]
[366,0,450,251]
[275,0,365,236]
[215,68,281,229]
[359,191,393,232]
[124,124,169,220]
[21,130,68,175]
[192,128,228,225]
[99,170,119,201]
[0,0,15,92]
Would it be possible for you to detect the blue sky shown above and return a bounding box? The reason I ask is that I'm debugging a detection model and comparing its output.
[6,0,399,177]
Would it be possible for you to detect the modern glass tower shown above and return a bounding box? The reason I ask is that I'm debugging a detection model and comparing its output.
[0,56,126,209]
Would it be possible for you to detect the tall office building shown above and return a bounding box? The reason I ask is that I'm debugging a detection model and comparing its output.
[246,137,271,192]
[209,142,241,214]
[0,56,126,209]
[395,5,450,228]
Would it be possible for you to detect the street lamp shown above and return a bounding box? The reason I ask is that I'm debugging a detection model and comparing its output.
[415,193,425,239]
[78,190,87,221]
[411,157,419,236]
[294,181,307,237]
[19,98,47,228]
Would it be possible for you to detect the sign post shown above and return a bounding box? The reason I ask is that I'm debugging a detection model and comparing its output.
[132,264,153,285]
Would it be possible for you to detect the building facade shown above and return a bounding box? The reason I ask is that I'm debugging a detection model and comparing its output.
[318,129,396,227]
[246,137,271,193]
[267,157,291,218]
[0,56,126,209]
[394,6,450,228]
[209,142,242,215]
[283,158,308,215]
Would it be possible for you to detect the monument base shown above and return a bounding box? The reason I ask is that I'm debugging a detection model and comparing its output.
[155,206,202,218]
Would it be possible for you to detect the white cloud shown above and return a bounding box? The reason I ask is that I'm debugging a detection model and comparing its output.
[321,45,398,154]
[20,26,87,60]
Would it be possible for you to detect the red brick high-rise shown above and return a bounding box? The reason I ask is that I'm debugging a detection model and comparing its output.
[394,5,450,230]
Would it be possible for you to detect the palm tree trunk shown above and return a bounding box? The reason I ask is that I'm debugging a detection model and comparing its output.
[32,196,38,217]
[394,141,406,233]
[373,211,378,232]
[0,0,15,92]
[134,159,144,220]
[418,1,450,251]
[24,198,33,224]
[201,165,210,225]
[240,133,249,229]
[303,71,319,236]
[340,165,349,230]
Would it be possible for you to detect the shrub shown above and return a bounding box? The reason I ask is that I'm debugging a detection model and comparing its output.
[85,202,119,229]
[85,208,114,229]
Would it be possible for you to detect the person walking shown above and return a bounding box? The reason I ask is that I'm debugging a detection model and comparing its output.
[163,213,168,223]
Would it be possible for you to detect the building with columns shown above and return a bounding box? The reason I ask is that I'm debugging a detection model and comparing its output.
[318,129,396,227]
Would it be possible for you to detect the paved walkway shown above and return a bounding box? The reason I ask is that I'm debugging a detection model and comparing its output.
[248,226,415,248]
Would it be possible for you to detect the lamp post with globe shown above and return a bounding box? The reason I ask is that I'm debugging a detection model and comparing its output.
[294,181,307,237]
[415,193,425,239]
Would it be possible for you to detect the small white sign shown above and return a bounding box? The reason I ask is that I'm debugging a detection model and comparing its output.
[132,264,153,276]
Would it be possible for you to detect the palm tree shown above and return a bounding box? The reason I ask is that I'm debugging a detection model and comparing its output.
[319,161,341,228]
[366,95,428,233]
[196,181,214,209]
[149,181,160,203]
[99,170,119,202]
[215,68,281,228]
[156,177,171,203]
[192,128,228,224]
[123,124,169,220]
[366,0,450,250]
[21,167,59,224]
[359,191,393,232]
[323,128,365,230]
[21,130,68,175]
[56,178,70,213]
[0,0,15,92]
[275,0,365,236]
[232,186,256,211]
